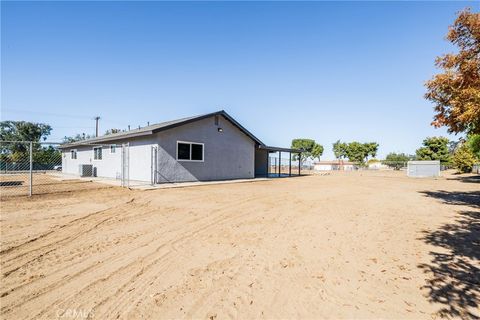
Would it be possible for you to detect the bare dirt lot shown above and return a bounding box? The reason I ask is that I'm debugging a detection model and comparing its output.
[1,171,478,319]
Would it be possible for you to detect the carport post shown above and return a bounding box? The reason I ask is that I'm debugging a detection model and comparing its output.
[266,151,269,178]
[29,141,33,196]
[278,151,281,177]
[289,151,292,177]
[298,152,301,176]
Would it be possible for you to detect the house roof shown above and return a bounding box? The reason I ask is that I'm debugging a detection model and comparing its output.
[60,110,265,148]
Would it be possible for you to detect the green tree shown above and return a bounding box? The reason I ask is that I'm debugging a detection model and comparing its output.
[63,133,95,143]
[365,142,379,159]
[0,121,59,165]
[383,153,412,170]
[33,145,61,164]
[332,140,348,160]
[105,128,123,135]
[452,143,477,173]
[466,134,480,160]
[1,120,52,153]
[345,141,367,164]
[311,144,324,161]
[415,137,451,163]
[337,141,380,165]
[0,121,52,142]
[1,121,52,155]
[291,139,324,163]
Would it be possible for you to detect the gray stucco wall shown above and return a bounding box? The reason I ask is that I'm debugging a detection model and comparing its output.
[62,115,256,183]
[154,115,255,182]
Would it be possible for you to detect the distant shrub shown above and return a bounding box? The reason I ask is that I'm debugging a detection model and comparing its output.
[452,143,476,173]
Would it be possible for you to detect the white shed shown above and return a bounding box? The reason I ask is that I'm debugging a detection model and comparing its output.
[407,160,440,178]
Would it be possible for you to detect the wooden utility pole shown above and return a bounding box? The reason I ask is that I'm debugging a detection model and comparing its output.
[94,116,101,137]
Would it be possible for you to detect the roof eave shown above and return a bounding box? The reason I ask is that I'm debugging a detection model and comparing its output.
[258,145,304,153]
[59,130,153,148]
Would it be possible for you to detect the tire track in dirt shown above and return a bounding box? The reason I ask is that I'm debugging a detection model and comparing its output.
[1,198,135,267]
[0,210,166,315]
[1,193,261,319]
[91,194,263,318]
[116,193,296,319]
[1,209,128,281]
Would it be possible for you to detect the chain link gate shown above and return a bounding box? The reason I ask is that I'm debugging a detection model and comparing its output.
[150,145,158,185]
[121,143,130,188]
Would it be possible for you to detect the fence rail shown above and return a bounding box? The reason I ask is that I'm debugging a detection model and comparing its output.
[310,160,454,171]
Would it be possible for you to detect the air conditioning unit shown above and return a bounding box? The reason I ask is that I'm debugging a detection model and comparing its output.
[79,164,94,177]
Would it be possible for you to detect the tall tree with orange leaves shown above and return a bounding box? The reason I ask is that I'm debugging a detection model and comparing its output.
[425,8,480,134]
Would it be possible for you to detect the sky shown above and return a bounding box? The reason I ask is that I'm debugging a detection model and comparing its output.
[1,1,478,159]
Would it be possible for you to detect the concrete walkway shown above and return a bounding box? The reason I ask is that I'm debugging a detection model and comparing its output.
[131,178,270,190]
[47,172,271,190]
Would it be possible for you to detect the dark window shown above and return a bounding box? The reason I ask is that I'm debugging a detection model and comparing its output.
[94,147,102,160]
[71,150,77,159]
[177,143,190,160]
[177,142,204,161]
[191,144,203,161]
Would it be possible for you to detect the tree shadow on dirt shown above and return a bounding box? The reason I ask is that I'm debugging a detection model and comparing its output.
[447,174,480,184]
[418,190,480,319]
[420,190,480,208]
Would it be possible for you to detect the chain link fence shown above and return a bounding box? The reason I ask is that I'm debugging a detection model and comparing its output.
[0,141,130,197]
[311,160,453,172]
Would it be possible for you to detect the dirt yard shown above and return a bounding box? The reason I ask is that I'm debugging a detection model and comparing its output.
[0,172,112,197]
[0,171,478,319]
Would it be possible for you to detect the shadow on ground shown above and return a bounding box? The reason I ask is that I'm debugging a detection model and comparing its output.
[447,174,480,184]
[419,190,480,319]
[420,190,480,208]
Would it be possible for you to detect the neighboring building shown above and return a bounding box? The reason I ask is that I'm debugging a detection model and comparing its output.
[367,161,389,170]
[473,163,480,174]
[314,161,355,171]
[407,160,440,178]
[60,110,302,183]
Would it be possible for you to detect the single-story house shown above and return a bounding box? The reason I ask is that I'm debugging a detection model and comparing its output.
[59,110,302,183]
[313,160,355,171]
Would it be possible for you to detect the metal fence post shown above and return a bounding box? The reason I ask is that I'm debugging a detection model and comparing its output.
[125,142,130,188]
[29,141,33,196]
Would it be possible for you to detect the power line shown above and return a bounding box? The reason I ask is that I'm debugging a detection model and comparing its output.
[53,126,95,129]
[2,108,93,120]
[3,108,146,132]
